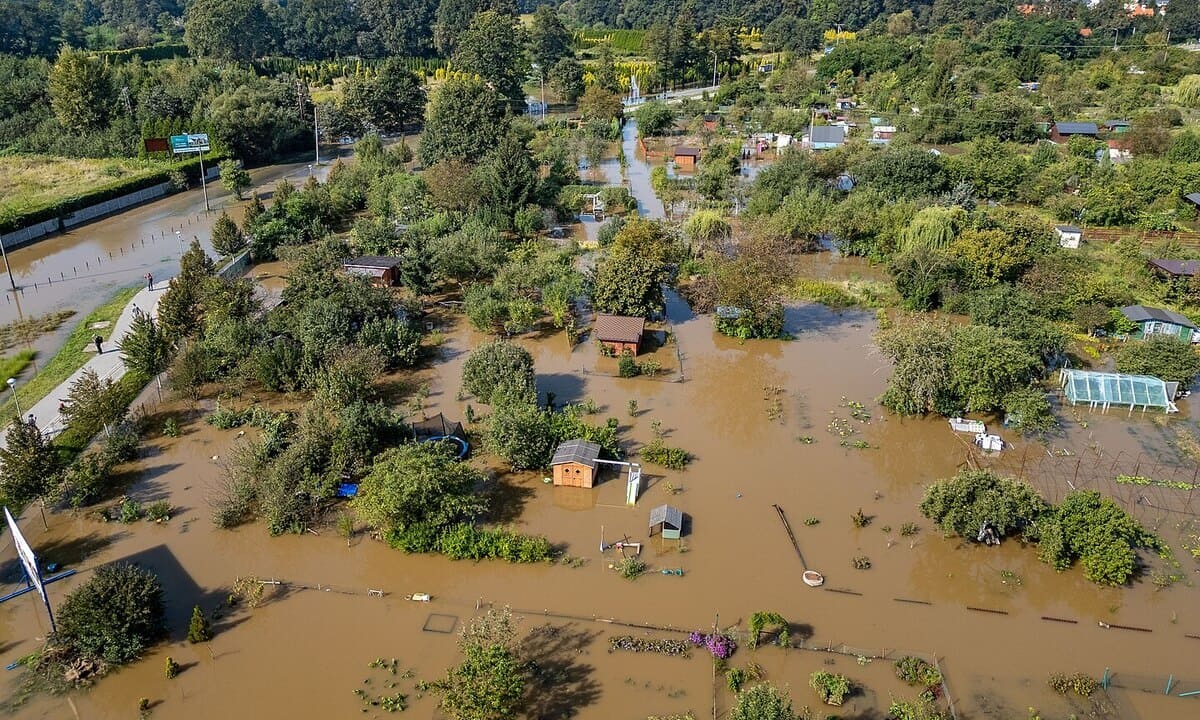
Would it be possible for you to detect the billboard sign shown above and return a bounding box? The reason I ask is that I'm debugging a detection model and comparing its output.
[169,133,210,154]
[4,507,47,607]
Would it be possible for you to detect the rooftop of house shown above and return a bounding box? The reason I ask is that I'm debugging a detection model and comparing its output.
[343,256,401,269]
[1054,225,1082,233]
[1147,258,1200,277]
[1121,304,1198,330]
[550,439,601,468]
[594,313,646,344]
[1054,122,1099,135]
[674,146,701,158]
[810,125,846,144]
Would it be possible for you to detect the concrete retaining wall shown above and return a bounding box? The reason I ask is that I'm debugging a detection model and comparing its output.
[217,250,251,279]
[0,218,62,250]
[62,182,174,229]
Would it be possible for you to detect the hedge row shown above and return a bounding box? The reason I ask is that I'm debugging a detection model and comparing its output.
[94,44,189,63]
[0,153,223,234]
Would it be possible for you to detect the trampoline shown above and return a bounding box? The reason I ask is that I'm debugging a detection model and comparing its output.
[422,434,470,460]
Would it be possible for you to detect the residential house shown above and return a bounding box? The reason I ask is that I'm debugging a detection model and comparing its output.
[1050,122,1099,143]
[673,146,701,170]
[343,256,402,286]
[1054,225,1083,249]
[595,313,645,356]
[807,125,846,150]
[1120,305,1199,342]
[551,439,602,488]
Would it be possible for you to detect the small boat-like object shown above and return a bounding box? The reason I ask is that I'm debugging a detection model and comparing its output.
[803,570,824,587]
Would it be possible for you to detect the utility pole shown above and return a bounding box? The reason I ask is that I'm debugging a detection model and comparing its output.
[709,50,717,88]
[0,238,16,291]
[197,149,210,211]
[314,104,320,167]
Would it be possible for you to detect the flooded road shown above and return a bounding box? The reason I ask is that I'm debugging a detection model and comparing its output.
[2,128,1199,720]
[0,156,342,358]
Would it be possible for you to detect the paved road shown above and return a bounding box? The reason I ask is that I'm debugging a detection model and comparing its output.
[624,85,719,107]
[27,279,169,440]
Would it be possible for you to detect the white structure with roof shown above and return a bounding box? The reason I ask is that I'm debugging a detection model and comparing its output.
[1060,368,1179,414]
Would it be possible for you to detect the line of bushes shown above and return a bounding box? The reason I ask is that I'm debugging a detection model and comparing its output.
[387,522,554,562]
[93,43,188,63]
[0,153,223,234]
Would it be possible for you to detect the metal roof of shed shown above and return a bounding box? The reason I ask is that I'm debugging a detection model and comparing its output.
[1120,305,1197,330]
[649,504,683,529]
[550,439,601,468]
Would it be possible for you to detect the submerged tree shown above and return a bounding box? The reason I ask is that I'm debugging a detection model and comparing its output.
[435,606,525,720]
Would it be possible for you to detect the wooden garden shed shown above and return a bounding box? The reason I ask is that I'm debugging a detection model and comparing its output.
[343,256,402,286]
[551,439,601,488]
[649,504,684,539]
[674,146,701,169]
[595,313,645,356]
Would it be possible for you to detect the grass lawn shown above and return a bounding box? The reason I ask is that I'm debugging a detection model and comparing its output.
[0,286,138,419]
[0,155,177,219]
[0,350,36,382]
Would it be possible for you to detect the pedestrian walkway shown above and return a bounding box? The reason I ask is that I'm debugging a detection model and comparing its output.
[17,277,171,440]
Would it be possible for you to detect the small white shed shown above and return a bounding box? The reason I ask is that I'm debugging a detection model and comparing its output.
[1054,225,1082,249]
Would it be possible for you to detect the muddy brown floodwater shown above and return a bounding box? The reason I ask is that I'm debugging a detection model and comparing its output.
[3,127,1199,720]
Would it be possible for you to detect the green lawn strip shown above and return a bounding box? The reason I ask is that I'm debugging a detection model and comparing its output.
[0,350,36,383]
[0,286,138,419]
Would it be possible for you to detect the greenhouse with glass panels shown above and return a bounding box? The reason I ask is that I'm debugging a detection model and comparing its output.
[1059,368,1179,414]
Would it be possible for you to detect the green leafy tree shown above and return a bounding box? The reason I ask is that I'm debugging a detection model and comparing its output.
[436,607,524,720]
[419,76,509,166]
[157,240,216,341]
[578,85,622,121]
[547,56,584,102]
[634,101,676,136]
[47,46,112,132]
[218,160,252,200]
[590,251,670,318]
[876,316,956,415]
[1001,386,1057,436]
[434,0,517,56]
[949,325,1041,412]
[453,11,526,107]
[484,400,558,470]
[63,368,128,439]
[920,469,1048,540]
[55,563,165,666]
[1036,491,1159,586]
[852,145,948,200]
[731,682,796,720]
[0,419,59,509]
[357,0,438,57]
[1115,335,1200,386]
[462,341,536,405]
[341,60,426,134]
[121,315,172,382]
[526,6,572,71]
[184,0,270,60]
[210,212,246,256]
[351,441,489,539]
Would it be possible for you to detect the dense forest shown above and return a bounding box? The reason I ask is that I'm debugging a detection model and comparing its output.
[5,0,1200,60]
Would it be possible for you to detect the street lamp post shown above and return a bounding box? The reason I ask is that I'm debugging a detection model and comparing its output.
[709,51,718,89]
[7,377,20,418]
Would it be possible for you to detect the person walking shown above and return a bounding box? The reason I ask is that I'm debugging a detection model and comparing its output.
[145,272,154,291]
[94,335,103,354]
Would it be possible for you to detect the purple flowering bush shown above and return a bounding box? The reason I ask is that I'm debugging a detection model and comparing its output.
[688,630,737,659]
